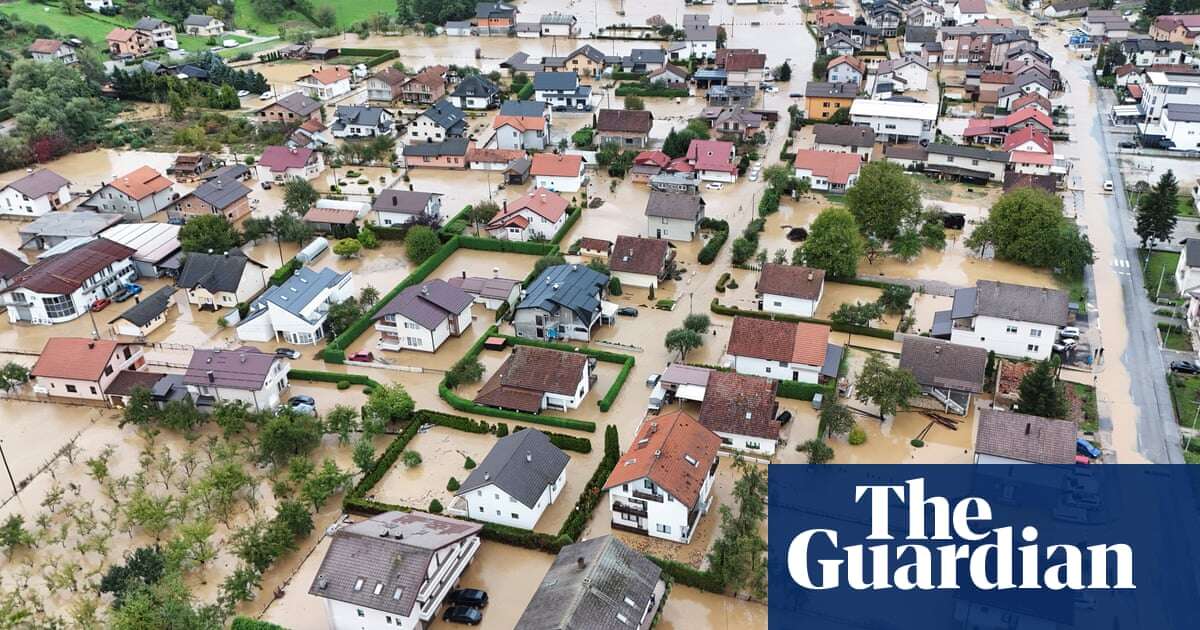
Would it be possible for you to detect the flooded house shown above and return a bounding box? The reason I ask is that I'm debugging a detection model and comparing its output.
[755,263,826,318]
[446,274,522,310]
[974,409,1077,465]
[82,166,175,220]
[99,222,181,278]
[401,139,470,170]
[296,66,352,100]
[491,100,552,150]
[645,190,704,241]
[183,347,289,412]
[166,153,215,181]
[898,336,988,416]
[849,99,939,144]
[475,345,592,413]
[31,338,148,402]
[603,410,720,544]
[803,82,858,120]
[331,106,396,139]
[812,124,875,159]
[371,190,442,227]
[827,55,866,85]
[108,285,176,338]
[255,92,322,126]
[0,169,72,217]
[609,235,673,290]
[372,279,474,353]
[936,280,1069,361]
[697,369,780,456]
[530,154,585,193]
[532,72,592,111]
[685,139,738,183]
[182,14,224,36]
[399,65,448,104]
[631,150,670,183]
[17,212,123,251]
[475,1,518,36]
[169,174,252,222]
[450,428,569,529]
[516,535,665,629]
[308,511,482,630]
[408,98,467,142]
[792,149,864,193]
[514,263,610,342]
[595,109,654,148]
[0,249,28,291]
[486,187,568,241]
[236,267,354,345]
[448,75,501,110]
[364,67,407,103]
[255,146,325,182]
[1,238,136,324]
[175,250,268,311]
[726,316,838,386]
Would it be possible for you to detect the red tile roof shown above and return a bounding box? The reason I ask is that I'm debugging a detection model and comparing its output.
[1002,127,1053,153]
[686,139,736,173]
[609,235,671,277]
[603,411,721,509]
[827,55,865,73]
[300,66,350,85]
[726,315,830,366]
[530,153,583,178]
[491,187,568,226]
[259,146,316,171]
[28,38,66,54]
[3,238,135,295]
[724,52,767,73]
[791,149,863,185]
[32,338,122,381]
[475,346,587,412]
[109,166,172,200]
[698,371,779,440]
[634,150,670,168]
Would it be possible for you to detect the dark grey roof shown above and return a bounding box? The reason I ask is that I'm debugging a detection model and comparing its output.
[568,44,607,63]
[183,347,277,389]
[906,26,938,43]
[645,190,705,220]
[813,124,875,148]
[0,249,27,282]
[3,169,70,198]
[457,429,569,508]
[499,99,548,117]
[205,164,249,181]
[451,74,499,99]
[251,267,348,320]
[957,280,1069,326]
[183,14,217,27]
[976,409,1076,464]
[517,536,662,630]
[899,336,987,393]
[189,176,251,209]
[334,105,390,128]
[176,251,261,293]
[18,212,123,240]
[110,286,174,327]
[475,2,516,19]
[804,81,858,98]
[950,287,977,319]
[517,264,608,323]
[372,190,439,215]
[533,71,579,91]
[309,512,482,617]
[820,343,843,379]
[268,92,321,117]
[402,138,470,157]
[932,309,953,337]
[1166,103,1200,123]
[176,64,209,80]
[1184,238,1200,268]
[1122,38,1191,53]
[134,16,166,30]
[374,279,472,329]
[626,48,666,64]
[926,143,1010,162]
[685,24,719,40]
[419,98,466,132]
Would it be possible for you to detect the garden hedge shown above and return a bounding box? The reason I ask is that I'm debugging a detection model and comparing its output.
[349,418,421,499]
[440,204,473,239]
[439,383,596,432]
[648,556,726,594]
[710,298,895,340]
[268,257,301,286]
[457,235,556,256]
[614,83,690,98]
[551,206,582,244]
[415,409,492,434]
[514,425,592,453]
[338,47,399,67]
[776,379,834,401]
[697,219,730,265]
[557,425,620,541]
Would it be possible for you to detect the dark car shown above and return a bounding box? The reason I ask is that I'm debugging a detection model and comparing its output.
[1076,438,1102,459]
[288,395,316,408]
[1171,360,1200,374]
[776,410,793,424]
[442,606,483,625]
[447,589,488,608]
[1118,140,1138,149]
[275,348,301,360]
[617,307,638,317]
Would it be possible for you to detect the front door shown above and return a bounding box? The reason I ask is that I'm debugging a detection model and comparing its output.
[655,228,662,238]
[793,371,800,381]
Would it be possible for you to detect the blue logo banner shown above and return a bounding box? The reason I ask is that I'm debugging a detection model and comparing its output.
[767,465,1200,629]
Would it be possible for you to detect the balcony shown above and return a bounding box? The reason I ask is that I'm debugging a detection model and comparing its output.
[612,501,648,519]
[632,489,663,503]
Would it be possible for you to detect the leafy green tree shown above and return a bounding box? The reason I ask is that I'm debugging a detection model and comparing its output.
[121,387,158,428]
[159,399,202,434]
[876,284,913,315]
[1135,170,1179,249]
[762,164,795,194]
[774,61,791,81]
[324,297,365,337]
[179,214,241,253]
[608,276,623,295]
[357,224,379,248]
[259,409,324,465]
[800,438,834,464]
[283,178,319,214]
[965,188,1094,276]
[445,356,485,389]
[624,95,645,110]
[363,383,415,425]
[830,301,884,327]
[401,450,422,468]
[300,459,352,511]
[683,314,711,334]
[275,500,314,539]
[124,490,179,542]
[0,362,30,391]
[532,254,567,278]
[325,405,360,446]
[0,515,33,558]
[110,573,221,629]
[854,352,920,418]
[731,237,757,265]
[333,238,362,258]
[845,161,922,240]
[800,207,864,278]
[404,225,440,263]
[820,403,856,437]
[467,201,500,235]
[665,328,703,360]
[100,546,166,607]
[1017,359,1068,418]
[707,457,767,598]
[213,400,252,438]
[352,438,376,475]
[218,564,262,608]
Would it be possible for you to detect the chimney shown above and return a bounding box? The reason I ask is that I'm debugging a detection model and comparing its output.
[493,267,499,278]
[1025,423,1031,436]
[87,341,95,349]
[483,472,491,481]
[526,450,532,463]
[576,557,586,569]
[807,271,814,281]
[421,285,429,295]
[462,270,467,279]
[392,194,397,205]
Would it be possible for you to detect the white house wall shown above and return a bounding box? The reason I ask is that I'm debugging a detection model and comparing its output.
[730,354,821,384]
[949,314,1057,360]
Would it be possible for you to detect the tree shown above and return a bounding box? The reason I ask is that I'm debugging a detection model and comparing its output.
[283,178,318,214]
[1135,170,1179,249]
[324,297,365,337]
[404,225,440,264]
[845,161,923,240]
[213,400,252,438]
[357,224,379,249]
[109,574,220,629]
[99,546,166,608]
[124,490,179,541]
[800,208,864,278]
[774,61,791,81]
[706,457,767,598]
[532,254,567,278]
[121,387,158,428]
[624,95,645,110]
[1017,359,1067,418]
[827,107,851,125]
[762,164,795,194]
[0,362,30,391]
[608,276,623,295]
[325,405,360,446]
[401,450,422,468]
[966,188,1094,276]
[876,284,913,315]
[820,403,856,437]
[259,409,324,465]
[0,515,33,558]
[352,438,375,475]
[362,382,415,425]
[445,356,485,389]
[800,439,834,464]
[830,301,884,327]
[333,238,362,258]
[179,214,240,253]
[683,313,711,334]
[854,352,920,418]
[300,459,352,511]
[731,237,757,265]
[275,500,314,539]
[664,328,703,360]
[467,201,499,235]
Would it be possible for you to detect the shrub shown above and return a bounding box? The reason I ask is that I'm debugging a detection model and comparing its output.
[697,224,730,265]
[557,425,620,541]
[776,380,829,401]
[336,380,350,390]
[608,276,623,296]
[911,439,925,447]
[401,450,422,468]
[428,499,443,513]
[715,272,731,292]
[494,423,509,437]
[447,477,460,491]
[464,456,476,469]
[848,425,867,445]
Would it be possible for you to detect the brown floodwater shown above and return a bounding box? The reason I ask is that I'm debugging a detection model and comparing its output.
[657,584,769,630]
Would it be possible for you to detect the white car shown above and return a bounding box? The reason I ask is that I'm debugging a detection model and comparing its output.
[1102,180,1114,192]
[705,182,724,190]
[259,91,274,100]
[749,173,759,182]
[1059,326,1081,339]
[237,90,250,97]
[764,86,779,93]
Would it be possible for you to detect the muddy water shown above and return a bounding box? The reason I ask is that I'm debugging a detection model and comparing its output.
[658,584,769,630]
[371,426,496,509]
[813,282,900,330]
[908,293,954,335]
[0,149,181,198]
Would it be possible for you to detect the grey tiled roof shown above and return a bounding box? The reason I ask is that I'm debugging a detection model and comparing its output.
[898,336,987,393]
[457,429,569,508]
[3,169,69,198]
[269,92,321,117]
[189,176,250,209]
[966,280,1069,327]
[515,536,662,630]
[533,71,578,91]
[134,17,166,30]
[499,100,548,117]
[183,347,277,390]
[250,266,348,320]
[419,98,466,132]
[402,138,470,157]
[374,279,472,329]
[517,264,607,323]
[176,251,260,293]
[926,143,1010,162]
[334,106,390,128]
[183,14,217,27]
[813,124,875,148]
[451,74,499,99]
[309,511,481,617]
[110,286,175,327]
[372,190,438,215]
[645,190,704,220]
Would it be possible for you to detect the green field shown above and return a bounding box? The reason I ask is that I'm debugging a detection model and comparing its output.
[230,0,394,34]
[0,0,125,43]
[1178,194,1198,218]
[1143,250,1181,301]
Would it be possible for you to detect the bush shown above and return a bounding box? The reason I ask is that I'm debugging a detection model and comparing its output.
[608,276,623,296]
[416,410,490,433]
[513,426,592,453]
[710,298,895,340]
[447,477,460,491]
[464,457,476,469]
[776,380,829,401]
[648,557,724,593]
[401,450,422,468]
[698,227,729,265]
[598,359,634,412]
[715,272,731,292]
[428,499,443,513]
[911,439,925,447]
[336,380,351,390]
[557,425,620,541]
[848,425,867,445]
[232,618,288,630]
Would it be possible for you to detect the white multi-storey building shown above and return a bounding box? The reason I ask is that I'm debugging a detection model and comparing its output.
[452,429,569,530]
[943,280,1069,361]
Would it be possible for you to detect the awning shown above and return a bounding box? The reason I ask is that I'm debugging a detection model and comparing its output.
[600,301,619,319]
[675,384,707,402]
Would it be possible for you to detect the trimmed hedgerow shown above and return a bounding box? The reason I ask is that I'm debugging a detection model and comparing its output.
[415,409,491,434]
[776,379,834,401]
[513,425,592,453]
[648,556,725,594]
[499,335,635,414]
[551,206,582,244]
[710,298,895,340]
[556,425,619,541]
[439,383,597,432]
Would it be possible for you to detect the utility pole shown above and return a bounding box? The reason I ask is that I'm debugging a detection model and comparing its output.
[0,440,17,497]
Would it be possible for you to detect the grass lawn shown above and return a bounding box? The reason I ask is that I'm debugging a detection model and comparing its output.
[1055,272,1088,303]
[216,38,281,59]
[1178,194,1198,218]
[1072,383,1100,435]
[1168,373,1200,427]
[313,0,396,28]
[230,0,308,34]
[0,0,128,42]
[1143,250,1181,301]
[1159,322,1194,352]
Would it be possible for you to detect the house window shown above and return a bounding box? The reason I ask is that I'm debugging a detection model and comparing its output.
[356,609,365,618]
[1031,329,1042,338]
[1027,344,1039,353]
[511,513,519,519]
[656,524,672,534]
[42,294,76,319]
[1005,325,1018,333]
[353,578,364,591]
[747,441,761,449]
[66,385,77,393]
[104,365,113,376]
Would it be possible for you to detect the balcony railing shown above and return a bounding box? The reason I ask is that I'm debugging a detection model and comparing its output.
[632,489,663,503]
[612,501,648,518]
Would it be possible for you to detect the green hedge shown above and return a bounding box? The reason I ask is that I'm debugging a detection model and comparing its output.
[551,206,582,244]
[648,556,725,594]
[709,299,895,340]
[457,235,556,255]
[517,82,534,100]
[371,224,408,240]
[350,419,421,499]
[599,360,633,412]
[289,369,381,388]
[697,220,730,265]
[416,409,492,434]
[777,379,832,401]
[439,383,597,432]
[440,204,474,239]
[558,425,619,540]
[514,425,592,453]
[614,83,690,97]
[269,258,301,286]
[610,70,648,81]
[338,48,400,67]
[232,618,288,630]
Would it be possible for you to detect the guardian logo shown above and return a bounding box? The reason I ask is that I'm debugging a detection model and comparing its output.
[786,479,1135,591]
[767,465,1200,630]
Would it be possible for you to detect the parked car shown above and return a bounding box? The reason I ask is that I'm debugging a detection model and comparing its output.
[617,307,639,317]
[1102,180,1114,192]
[1076,438,1101,459]
[447,589,489,608]
[261,181,272,190]
[1172,360,1200,374]
[1059,326,1081,339]
[776,410,793,424]
[442,606,483,625]
[237,89,250,97]
[289,402,316,416]
[705,182,724,191]
[260,91,274,100]
[288,395,316,408]
[646,373,661,387]
[112,283,142,302]
[1053,340,1077,353]
[1118,140,1138,149]
[275,348,301,360]
[91,298,112,312]
[347,351,375,363]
